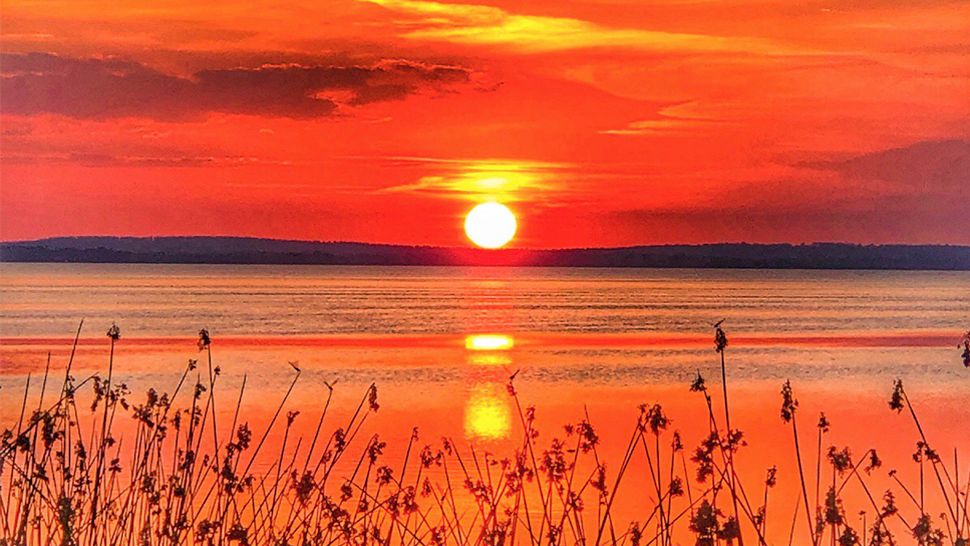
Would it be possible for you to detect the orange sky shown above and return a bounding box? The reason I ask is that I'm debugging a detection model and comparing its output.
[1,0,968,247]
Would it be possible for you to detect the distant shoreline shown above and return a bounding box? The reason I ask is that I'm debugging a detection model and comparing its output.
[4,262,970,273]
[2,236,969,270]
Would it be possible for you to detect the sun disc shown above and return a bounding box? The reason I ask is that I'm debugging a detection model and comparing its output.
[464,202,517,249]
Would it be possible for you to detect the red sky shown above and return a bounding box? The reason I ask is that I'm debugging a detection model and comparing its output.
[1,0,968,248]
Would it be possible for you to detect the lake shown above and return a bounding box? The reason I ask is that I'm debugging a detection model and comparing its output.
[1,263,968,544]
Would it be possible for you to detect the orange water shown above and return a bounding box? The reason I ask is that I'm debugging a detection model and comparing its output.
[2,264,968,544]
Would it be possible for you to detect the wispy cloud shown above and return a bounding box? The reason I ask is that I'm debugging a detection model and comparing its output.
[600,100,736,136]
[0,151,296,168]
[601,115,733,136]
[378,157,572,202]
[363,0,804,55]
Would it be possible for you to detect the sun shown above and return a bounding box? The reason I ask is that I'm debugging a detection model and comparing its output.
[464,202,517,249]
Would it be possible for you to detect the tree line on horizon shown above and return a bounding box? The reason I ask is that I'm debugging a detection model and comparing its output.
[2,237,969,269]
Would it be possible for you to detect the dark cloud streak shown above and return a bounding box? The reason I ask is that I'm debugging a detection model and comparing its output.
[0,52,472,120]
[608,139,970,243]
[800,139,969,191]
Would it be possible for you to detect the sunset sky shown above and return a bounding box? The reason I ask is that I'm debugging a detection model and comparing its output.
[1,0,968,247]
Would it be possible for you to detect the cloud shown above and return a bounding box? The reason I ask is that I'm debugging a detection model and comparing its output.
[378,157,569,202]
[600,103,733,136]
[0,52,473,120]
[609,182,970,243]
[606,140,970,243]
[363,0,805,55]
[0,151,295,168]
[800,139,969,192]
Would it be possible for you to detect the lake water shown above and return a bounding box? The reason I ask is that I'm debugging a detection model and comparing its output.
[2,264,967,391]
[1,263,968,544]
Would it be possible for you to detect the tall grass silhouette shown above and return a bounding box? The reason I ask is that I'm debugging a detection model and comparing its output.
[1,323,967,545]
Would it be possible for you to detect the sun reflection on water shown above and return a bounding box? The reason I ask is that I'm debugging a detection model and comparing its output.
[463,334,514,440]
[464,383,511,441]
[468,353,511,366]
[465,334,514,351]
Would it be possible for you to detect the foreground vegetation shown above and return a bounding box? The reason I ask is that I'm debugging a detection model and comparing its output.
[2,324,968,546]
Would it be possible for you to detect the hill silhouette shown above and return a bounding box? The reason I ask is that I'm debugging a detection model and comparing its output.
[2,236,969,270]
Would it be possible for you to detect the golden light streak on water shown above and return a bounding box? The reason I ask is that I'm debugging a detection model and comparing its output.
[465,333,514,351]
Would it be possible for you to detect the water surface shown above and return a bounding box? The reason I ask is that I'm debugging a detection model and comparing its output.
[1,264,968,544]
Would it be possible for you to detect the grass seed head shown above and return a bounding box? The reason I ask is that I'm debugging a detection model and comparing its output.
[839,526,860,546]
[828,445,853,474]
[889,380,905,412]
[960,330,970,367]
[368,384,380,412]
[713,321,728,353]
[818,412,831,432]
[197,328,211,351]
[780,380,798,422]
[864,449,882,473]
[690,371,707,393]
[765,465,777,487]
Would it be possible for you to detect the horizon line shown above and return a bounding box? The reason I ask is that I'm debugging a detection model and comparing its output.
[4,234,970,252]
